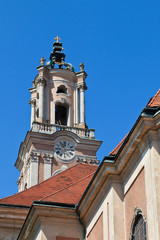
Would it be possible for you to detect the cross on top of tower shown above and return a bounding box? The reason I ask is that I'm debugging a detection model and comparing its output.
[54,36,61,43]
[45,37,74,71]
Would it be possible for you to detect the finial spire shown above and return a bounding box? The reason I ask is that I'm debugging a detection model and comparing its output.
[45,37,74,71]
[48,37,65,69]
[40,57,46,66]
[79,62,84,71]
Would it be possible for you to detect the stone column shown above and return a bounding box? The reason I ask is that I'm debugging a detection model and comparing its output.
[80,86,85,124]
[45,83,50,122]
[67,105,71,127]
[52,102,55,124]
[38,79,45,120]
[30,99,36,128]
[44,155,52,180]
[75,87,79,124]
[74,87,76,125]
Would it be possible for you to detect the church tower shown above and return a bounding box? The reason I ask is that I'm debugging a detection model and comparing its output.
[15,37,102,192]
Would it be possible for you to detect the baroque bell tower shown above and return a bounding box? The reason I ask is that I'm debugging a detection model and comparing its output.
[15,37,102,192]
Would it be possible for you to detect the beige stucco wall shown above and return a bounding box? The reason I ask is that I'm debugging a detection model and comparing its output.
[123,131,160,240]
[82,129,160,240]
[0,207,29,240]
[145,134,160,240]
[84,180,125,240]
[39,155,44,183]
[32,217,83,240]
[87,213,103,240]
[124,168,147,239]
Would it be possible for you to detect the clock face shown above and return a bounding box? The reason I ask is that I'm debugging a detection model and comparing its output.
[54,140,75,161]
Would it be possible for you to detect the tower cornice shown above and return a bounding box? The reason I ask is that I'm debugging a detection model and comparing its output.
[76,70,87,79]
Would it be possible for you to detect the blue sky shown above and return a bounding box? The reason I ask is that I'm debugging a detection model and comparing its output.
[0,0,160,198]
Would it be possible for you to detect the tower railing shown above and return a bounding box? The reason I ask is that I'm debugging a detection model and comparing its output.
[31,122,95,139]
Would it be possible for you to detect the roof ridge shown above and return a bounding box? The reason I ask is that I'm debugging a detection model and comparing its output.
[39,171,96,201]
[147,89,160,107]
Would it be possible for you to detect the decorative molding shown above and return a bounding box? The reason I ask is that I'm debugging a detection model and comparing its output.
[17,172,23,186]
[77,158,88,164]
[36,77,47,86]
[76,154,98,165]
[89,159,100,164]
[50,79,75,87]
[54,98,71,107]
[133,206,146,221]
[79,83,87,91]
[23,156,30,175]
[43,154,53,164]
[76,154,97,160]
[49,68,76,77]
[30,152,40,163]
[29,99,36,106]
[76,70,87,79]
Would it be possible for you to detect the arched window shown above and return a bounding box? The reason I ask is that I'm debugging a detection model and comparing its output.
[55,103,68,125]
[130,207,147,240]
[52,165,68,176]
[56,85,67,94]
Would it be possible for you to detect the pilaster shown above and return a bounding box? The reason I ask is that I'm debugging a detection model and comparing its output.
[74,87,76,125]
[52,102,55,124]
[44,154,53,180]
[80,84,87,125]
[29,99,36,128]
[75,87,79,125]
[37,78,46,121]
[30,152,40,187]
[67,105,72,127]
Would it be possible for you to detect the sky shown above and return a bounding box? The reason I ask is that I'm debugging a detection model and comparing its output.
[0,0,160,198]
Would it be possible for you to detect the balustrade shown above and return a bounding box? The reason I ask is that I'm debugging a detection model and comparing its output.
[31,122,95,139]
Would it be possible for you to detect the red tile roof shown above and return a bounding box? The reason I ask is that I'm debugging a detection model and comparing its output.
[109,134,128,156]
[0,164,98,206]
[146,89,160,107]
[110,89,160,156]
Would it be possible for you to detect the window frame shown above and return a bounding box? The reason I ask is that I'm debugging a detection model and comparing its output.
[129,207,147,240]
